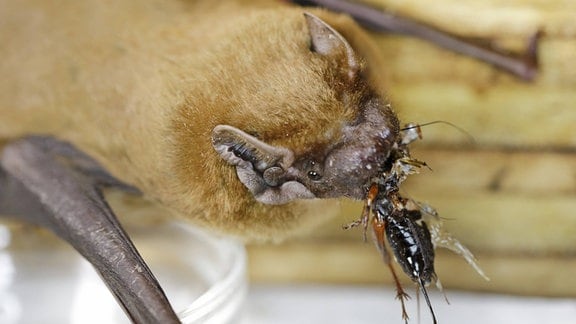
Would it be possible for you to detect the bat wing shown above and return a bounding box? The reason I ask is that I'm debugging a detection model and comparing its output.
[0,136,180,324]
[292,0,539,80]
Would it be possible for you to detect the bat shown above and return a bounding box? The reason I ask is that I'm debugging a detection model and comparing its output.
[0,0,522,322]
[0,0,401,321]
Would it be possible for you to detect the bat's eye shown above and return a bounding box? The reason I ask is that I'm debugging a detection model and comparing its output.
[305,160,323,181]
[302,159,324,181]
[307,170,322,181]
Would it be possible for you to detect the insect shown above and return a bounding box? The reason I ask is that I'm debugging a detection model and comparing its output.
[345,123,488,324]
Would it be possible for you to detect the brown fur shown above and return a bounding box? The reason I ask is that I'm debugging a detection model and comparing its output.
[0,0,392,241]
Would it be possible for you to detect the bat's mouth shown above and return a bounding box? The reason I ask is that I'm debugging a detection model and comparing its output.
[317,116,400,200]
[343,104,402,199]
[294,98,401,201]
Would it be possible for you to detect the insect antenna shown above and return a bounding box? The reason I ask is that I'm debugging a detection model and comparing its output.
[417,276,438,324]
[401,120,476,145]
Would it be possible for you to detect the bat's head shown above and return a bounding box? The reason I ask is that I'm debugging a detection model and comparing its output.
[211,13,400,205]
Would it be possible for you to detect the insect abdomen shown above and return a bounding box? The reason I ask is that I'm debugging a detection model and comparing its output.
[385,210,436,285]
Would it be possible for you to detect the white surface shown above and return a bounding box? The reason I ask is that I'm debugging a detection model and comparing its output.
[240,284,576,324]
[0,222,247,324]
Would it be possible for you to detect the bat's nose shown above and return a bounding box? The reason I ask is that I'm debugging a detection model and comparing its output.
[320,135,396,199]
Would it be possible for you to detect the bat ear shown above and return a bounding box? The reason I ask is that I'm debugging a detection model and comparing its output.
[211,125,315,204]
[304,12,359,79]
[212,125,294,171]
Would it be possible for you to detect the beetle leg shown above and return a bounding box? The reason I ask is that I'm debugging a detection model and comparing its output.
[372,217,410,324]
